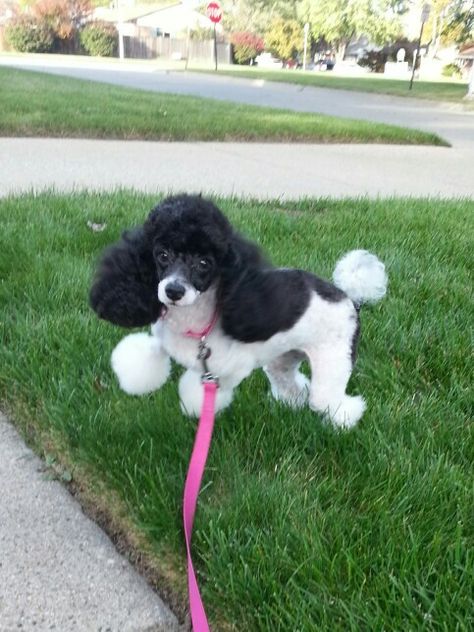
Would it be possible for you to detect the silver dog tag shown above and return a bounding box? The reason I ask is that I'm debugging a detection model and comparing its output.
[197,338,219,385]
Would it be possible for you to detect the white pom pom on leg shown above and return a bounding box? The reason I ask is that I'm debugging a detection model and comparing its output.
[111,333,171,395]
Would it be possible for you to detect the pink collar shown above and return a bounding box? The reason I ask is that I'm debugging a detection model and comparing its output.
[184,310,219,339]
[161,306,219,340]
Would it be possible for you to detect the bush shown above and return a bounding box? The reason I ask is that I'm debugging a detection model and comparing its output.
[358,39,418,73]
[230,31,264,65]
[80,21,117,57]
[442,63,462,78]
[5,15,54,53]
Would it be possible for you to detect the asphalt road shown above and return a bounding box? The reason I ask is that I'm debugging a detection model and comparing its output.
[1,55,473,148]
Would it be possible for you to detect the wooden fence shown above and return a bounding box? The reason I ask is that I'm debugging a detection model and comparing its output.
[124,30,231,64]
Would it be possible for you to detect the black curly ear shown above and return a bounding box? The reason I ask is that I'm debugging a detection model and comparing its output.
[89,228,162,328]
[222,231,268,272]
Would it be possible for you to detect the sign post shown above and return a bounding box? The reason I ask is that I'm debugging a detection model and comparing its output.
[206,1,222,71]
[409,3,431,90]
[303,23,309,71]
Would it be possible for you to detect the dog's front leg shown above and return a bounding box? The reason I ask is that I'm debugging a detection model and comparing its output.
[178,370,237,417]
[110,333,171,395]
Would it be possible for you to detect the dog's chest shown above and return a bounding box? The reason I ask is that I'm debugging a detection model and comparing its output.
[158,323,256,376]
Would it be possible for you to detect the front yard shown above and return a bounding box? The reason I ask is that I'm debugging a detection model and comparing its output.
[1,192,472,630]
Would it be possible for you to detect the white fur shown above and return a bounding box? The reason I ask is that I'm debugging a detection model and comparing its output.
[157,290,365,427]
[113,252,386,429]
[313,395,366,430]
[264,351,310,408]
[111,333,171,395]
[158,274,200,307]
[178,369,234,417]
[333,250,387,305]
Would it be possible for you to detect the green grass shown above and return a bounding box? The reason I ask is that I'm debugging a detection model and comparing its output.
[193,65,470,103]
[0,66,447,145]
[1,193,473,631]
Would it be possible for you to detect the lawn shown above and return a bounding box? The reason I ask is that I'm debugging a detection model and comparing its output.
[0,66,447,145]
[193,65,470,103]
[1,192,472,630]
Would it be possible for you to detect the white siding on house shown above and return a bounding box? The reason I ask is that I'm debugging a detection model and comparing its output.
[136,4,217,37]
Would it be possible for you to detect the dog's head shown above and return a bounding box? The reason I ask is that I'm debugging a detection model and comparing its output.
[90,194,262,327]
[144,195,233,308]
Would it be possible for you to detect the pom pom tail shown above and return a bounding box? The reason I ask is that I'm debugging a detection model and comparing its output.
[333,250,388,306]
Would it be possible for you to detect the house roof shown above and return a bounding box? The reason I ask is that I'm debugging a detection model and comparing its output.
[93,2,179,24]
[458,43,474,59]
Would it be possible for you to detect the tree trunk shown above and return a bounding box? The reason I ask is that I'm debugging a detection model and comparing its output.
[336,40,347,61]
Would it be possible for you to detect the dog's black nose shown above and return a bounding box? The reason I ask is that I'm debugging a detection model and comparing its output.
[165,281,186,301]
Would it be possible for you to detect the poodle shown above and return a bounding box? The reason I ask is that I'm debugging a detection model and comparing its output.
[90,194,387,428]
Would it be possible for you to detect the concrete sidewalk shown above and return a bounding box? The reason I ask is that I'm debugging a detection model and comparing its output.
[0,414,180,632]
[1,138,473,199]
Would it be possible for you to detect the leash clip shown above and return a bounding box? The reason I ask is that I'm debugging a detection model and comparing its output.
[198,337,219,386]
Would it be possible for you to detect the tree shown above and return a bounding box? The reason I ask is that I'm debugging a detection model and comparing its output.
[442,0,474,45]
[221,0,300,36]
[265,17,304,61]
[422,0,451,54]
[302,0,406,60]
[420,0,472,55]
[32,0,92,41]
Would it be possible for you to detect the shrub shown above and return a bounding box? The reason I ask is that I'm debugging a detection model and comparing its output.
[80,21,117,57]
[230,31,264,65]
[442,62,462,78]
[5,14,54,53]
[358,39,418,73]
[265,17,303,63]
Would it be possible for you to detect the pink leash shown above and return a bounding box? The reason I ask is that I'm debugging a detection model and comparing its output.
[183,380,217,632]
[182,314,220,631]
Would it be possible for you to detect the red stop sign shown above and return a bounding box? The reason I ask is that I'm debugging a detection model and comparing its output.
[207,1,222,23]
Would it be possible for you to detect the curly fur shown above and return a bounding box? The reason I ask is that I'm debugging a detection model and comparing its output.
[90,194,387,428]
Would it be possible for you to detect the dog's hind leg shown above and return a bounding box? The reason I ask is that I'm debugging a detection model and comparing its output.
[306,341,365,429]
[264,350,310,408]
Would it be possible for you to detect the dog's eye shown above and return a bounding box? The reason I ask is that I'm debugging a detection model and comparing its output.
[157,251,169,265]
[198,258,210,270]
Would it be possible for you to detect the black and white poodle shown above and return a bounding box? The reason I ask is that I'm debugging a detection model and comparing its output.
[90,194,387,428]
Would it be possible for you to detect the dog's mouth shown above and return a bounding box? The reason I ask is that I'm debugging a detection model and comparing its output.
[158,278,200,307]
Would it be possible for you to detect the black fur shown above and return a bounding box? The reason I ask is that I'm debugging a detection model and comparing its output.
[89,194,347,341]
[351,307,361,366]
[90,228,161,327]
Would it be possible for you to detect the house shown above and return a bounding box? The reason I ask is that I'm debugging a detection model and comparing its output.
[92,1,228,62]
[136,2,219,38]
[93,1,220,39]
[457,43,474,79]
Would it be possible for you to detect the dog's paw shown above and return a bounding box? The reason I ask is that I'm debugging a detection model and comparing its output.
[311,395,366,429]
[111,333,171,395]
[179,370,234,417]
